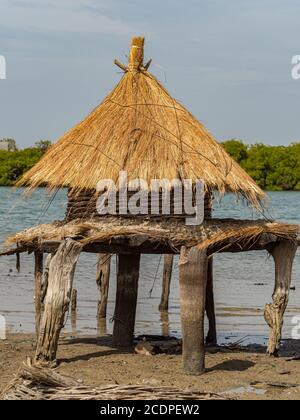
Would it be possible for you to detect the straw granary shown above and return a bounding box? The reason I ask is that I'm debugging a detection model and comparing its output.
[1,37,299,376]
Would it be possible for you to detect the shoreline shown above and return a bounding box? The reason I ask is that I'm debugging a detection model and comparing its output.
[1,333,300,400]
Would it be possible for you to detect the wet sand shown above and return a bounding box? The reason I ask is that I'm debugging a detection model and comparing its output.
[1,333,300,400]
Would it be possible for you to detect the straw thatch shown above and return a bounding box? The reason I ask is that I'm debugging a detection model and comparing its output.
[4,217,298,256]
[17,37,265,209]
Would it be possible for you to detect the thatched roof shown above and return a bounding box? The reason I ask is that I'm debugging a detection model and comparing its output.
[18,37,265,208]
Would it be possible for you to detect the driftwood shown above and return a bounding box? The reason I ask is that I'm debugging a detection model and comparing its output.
[264,241,297,356]
[35,240,83,365]
[1,363,231,400]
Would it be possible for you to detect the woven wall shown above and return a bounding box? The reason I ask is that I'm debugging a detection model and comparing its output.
[66,189,212,222]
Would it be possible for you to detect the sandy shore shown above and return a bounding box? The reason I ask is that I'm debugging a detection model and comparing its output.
[1,333,300,400]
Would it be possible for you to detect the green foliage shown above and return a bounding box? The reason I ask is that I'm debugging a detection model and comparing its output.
[222,140,300,191]
[222,139,248,164]
[34,140,52,153]
[0,138,300,190]
[0,148,43,186]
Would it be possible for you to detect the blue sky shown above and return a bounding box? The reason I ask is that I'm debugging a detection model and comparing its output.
[0,0,299,147]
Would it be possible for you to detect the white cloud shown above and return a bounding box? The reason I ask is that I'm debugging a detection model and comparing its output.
[0,0,133,36]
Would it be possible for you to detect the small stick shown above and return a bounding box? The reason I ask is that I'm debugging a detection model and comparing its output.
[114,59,128,73]
[143,59,152,71]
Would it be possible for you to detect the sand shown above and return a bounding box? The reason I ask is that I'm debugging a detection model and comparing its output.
[1,333,300,400]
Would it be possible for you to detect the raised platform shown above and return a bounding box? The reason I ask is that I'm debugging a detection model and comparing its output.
[2,217,299,256]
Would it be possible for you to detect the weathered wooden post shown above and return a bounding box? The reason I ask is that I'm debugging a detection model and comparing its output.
[97,318,107,336]
[160,310,170,337]
[159,255,173,311]
[96,254,111,320]
[206,258,217,345]
[179,246,208,375]
[113,254,140,347]
[71,289,77,332]
[34,251,43,336]
[35,239,82,365]
[264,240,297,357]
[71,289,77,313]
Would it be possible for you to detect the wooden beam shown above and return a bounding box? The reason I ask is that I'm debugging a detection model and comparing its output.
[159,255,174,311]
[264,240,297,357]
[206,258,217,345]
[179,246,208,375]
[96,254,111,319]
[34,251,43,336]
[113,254,140,347]
[35,239,82,365]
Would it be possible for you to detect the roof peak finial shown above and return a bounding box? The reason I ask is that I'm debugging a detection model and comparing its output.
[128,36,145,72]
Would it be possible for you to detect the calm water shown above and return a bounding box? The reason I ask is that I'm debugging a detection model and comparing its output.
[0,187,299,345]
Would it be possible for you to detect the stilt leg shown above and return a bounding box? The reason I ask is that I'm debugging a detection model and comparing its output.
[35,240,82,365]
[159,255,173,311]
[96,254,111,320]
[34,252,43,336]
[113,254,140,347]
[264,241,297,357]
[179,246,208,375]
[206,258,217,345]
[71,289,77,332]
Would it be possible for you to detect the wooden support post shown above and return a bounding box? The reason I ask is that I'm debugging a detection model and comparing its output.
[35,239,82,365]
[264,241,297,357]
[34,252,43,337]
[97,318,108,336]
[179,246,208,375]
[71,289,77,313]
[159,255,173,311]
[160,310,170,337]
[113,254,140,347]
[41,254,52,304]
[206,258,217,345]
[96,254,111,320]
[71,289,77,332]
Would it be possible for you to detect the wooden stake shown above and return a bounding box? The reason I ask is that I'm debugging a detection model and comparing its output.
[96,254,111,320]
[113,254,140,347]
[160,310,170,337]
[264,241,297,357]
[179,246,208,375]
[71,289,77,333]
[205,193,217,345]
[71,289,77,312]
[159,255,173,311]
[206,258,217,345]
[97,318,107,336]
[35,239,82,365]
[41,254,52,305]
[34,252,43,337]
